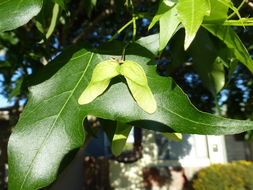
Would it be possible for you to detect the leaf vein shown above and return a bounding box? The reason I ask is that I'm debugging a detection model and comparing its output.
[19,52,94,190]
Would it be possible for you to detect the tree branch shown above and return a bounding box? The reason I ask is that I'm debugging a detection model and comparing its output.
[72,1,115,44]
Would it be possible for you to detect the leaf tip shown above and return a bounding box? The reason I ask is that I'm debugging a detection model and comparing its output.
[78,91,91,105]
[162,132,183,142]
[148,24,153,31]
[142,98,157,114]
[184,34,195,50]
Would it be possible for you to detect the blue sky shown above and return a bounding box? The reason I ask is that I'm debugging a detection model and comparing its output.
[0,94,12,107]
[0,74,12,107]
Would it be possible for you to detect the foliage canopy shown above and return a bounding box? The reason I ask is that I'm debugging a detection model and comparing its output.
[0,0,253,189]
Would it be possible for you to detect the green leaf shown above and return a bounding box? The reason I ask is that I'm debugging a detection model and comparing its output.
[0,0,43,32]
[148,0,175,30]
[159,5,181,51]
[8,42,253,190]
[189,28,225,94]
[8,77,24,100]
[0,32,19,44]
[46,3,60,39]
[204,0,228,23]
[148,1,180,52]
[119,60,157,114]
[135,34,160,56]
[35,1,55,35]
[203,25,253,73]
[38,3,60,43]
[162,133,182,142]
[177,0,210,50]
[52,0,66,9]
[78,60,120,104]
[223,18,253,26]
[167,29,187,74]
[112,122,132,156]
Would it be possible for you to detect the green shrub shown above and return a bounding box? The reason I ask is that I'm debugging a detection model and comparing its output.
[192,160,253,190]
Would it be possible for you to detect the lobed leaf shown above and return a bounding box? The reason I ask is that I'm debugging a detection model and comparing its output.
[8,41,253,190]
[177,0,210,50]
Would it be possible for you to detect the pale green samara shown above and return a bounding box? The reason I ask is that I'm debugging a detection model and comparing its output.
[78,59,157,114]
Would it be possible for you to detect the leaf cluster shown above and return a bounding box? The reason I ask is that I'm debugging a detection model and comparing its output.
[0,0,253,189]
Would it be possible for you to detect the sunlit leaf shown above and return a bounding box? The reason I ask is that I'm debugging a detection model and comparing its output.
[135,34,160,56]
[162,133,183,142]
[217,0,242,20]
[204,0,228,23]
[177,0,210,50]
[112,122,132,156]
[148,1,180,52]
[159,5,181,51]
[148,0,174,30]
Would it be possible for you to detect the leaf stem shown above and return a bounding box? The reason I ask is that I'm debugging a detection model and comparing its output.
[223,19,253,26]
[227,0,246,19]
[132,16,137,41]
[109,19,134,42]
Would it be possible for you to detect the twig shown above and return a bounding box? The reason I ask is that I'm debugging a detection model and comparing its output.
[109,19,134,42]
[132,16,137,41]
[227,0,246,19]
[72,8,114,43]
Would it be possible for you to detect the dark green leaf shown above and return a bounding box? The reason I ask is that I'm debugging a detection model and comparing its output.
[203,25,253,73]
[0,0,43,32]
[167,29,187,74]
[8,41,253,190]
[0,32,19,44]
[189,28,225,94]
[8,77,24,100]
